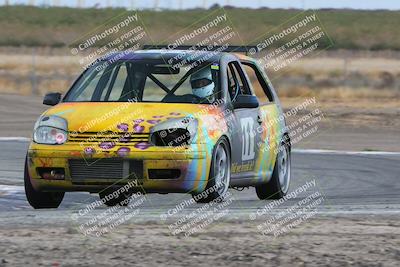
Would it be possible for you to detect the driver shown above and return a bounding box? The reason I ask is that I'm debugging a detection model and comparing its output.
[190,67,215,103]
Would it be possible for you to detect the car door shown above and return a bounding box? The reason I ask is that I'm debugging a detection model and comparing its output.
[241,60,282,183]
[226,61,262,179]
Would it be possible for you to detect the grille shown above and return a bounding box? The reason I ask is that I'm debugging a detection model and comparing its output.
[69,159,124,179]
[69,159,143,181]
[68,132,149,144]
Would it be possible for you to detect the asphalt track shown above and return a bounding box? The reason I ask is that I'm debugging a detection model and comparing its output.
[0,140,399,226]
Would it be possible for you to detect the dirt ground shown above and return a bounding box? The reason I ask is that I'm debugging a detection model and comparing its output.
[0,93,399,266]
[0,216,399,267]
[282,97,400,151]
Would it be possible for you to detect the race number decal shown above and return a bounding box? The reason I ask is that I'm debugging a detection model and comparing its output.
[240,117,255,161]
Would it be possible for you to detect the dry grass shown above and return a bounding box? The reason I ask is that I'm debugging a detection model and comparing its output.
[317,87,400,99]
[278,87,400,100]
[0,53,80,75]
[288,57,400,75]
[0,49,400,102]
[2,49,400,76]
[0,51,81,95]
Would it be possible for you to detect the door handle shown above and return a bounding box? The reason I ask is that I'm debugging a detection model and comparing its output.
[257,115,263,125]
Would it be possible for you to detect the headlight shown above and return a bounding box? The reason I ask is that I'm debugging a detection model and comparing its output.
[150,117,198,147]
[34,126,67,144]
[33,115,68,145]
[151,128,191,146]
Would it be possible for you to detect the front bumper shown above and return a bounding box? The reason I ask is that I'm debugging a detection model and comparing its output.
[27,142,211,194]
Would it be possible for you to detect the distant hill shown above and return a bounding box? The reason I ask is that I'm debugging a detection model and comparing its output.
[1,5,399,50]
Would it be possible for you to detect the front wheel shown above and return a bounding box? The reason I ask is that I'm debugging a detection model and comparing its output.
[192,137,231,203]
[24,157,64,209]
[256,138,291,200]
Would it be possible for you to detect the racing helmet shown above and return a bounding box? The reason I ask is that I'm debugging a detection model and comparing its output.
[190,67,215,99]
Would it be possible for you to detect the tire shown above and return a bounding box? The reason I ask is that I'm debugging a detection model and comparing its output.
[99,189,130,207]
[256,137,291,200]
[24,157,64,209]
[193,137,231,203]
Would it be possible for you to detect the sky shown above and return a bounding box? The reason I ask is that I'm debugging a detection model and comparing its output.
[5,0,400,10]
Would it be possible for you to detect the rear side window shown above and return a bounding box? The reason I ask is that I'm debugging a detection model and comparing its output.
[242,62,273,103]
[226,61,251,101]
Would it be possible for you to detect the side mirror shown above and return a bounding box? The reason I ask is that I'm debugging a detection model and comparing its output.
[43,92,61,106]
[233,95,259,109]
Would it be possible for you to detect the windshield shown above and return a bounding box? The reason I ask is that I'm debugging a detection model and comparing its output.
[63,59,220,104]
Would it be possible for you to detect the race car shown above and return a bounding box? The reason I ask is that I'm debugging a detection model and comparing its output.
[24,46,291,208]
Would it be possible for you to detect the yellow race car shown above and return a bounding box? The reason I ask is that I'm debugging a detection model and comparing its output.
[25,46,291,208]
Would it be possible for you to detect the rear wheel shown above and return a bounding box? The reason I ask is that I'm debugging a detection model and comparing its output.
[192,137,231,203]
[24,157,64,209]
[256,138,291,200]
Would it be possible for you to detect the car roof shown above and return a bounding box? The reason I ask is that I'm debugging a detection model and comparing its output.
[102,49,225,62]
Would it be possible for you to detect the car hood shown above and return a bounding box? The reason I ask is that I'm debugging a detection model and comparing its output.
[43,102,222,133]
